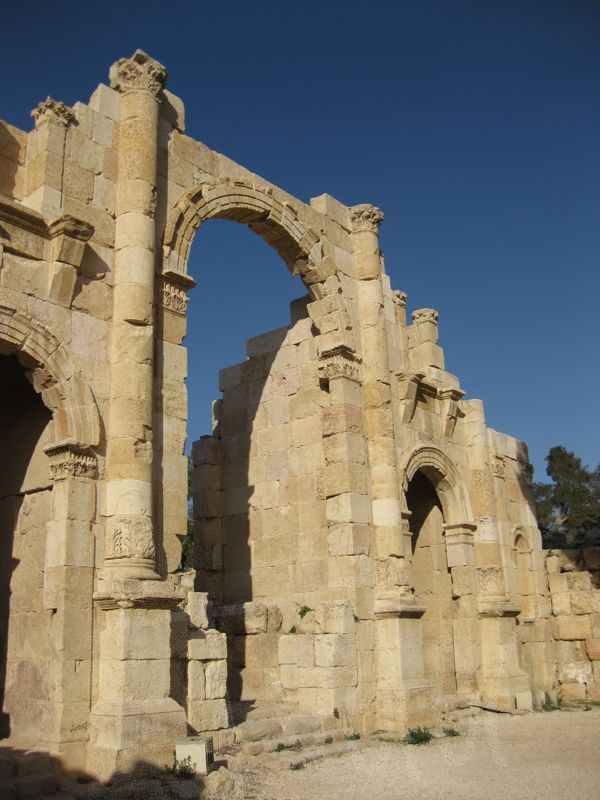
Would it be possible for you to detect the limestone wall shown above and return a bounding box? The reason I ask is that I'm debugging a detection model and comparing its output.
[546,548,600,702]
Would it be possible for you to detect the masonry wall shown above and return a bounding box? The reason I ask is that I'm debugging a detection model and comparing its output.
[546,547,600,702]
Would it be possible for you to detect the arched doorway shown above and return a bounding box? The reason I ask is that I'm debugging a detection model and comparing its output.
[406,469,457,705]
[0,353,53,740]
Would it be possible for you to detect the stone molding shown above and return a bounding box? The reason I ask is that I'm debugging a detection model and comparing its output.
[439,385,465,439]
[318,344,361,382]
[31,97,76,127]
[350,204,384,233]
[395,370,425,423]
[109,49,168,97]
[44,440,97,480]
[161,269,196,315]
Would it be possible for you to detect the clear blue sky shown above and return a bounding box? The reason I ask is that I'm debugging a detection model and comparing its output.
[2,0,599,481]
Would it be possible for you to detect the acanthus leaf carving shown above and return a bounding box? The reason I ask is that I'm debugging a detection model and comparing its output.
[350,204,384,233]
[318,345,361,382]
[31,97,76,127]
[44,441,97,480]
[109,49,168,97]
[107,516,155,562]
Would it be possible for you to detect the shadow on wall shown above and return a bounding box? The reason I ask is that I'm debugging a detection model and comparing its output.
[191,304,314,714]
[0,354,53,740]
[515,439,538,528]
[0,747,216,799]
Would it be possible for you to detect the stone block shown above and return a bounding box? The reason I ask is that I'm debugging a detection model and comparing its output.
[186,592,209,630]
[558,683,587,703]
[556,549,581,572]
[570,591,600,615]
[314,634,356,668]
[314,601,355,634]
[188,631,227,661]
[565,572,592,591]
[278,635,297,665]
[188,699,229,733]
[586,639,600,660]
[327,524,371,556]
[552,615,592,640]
[204,660,227,700]
[551,592,571,616]
[188,661,206,701]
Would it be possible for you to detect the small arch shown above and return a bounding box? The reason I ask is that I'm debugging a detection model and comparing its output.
[0,304,100,449]
[399,445,473,524]
[163,180,336,295]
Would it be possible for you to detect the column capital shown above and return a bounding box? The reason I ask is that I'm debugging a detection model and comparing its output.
[44,440,97,480]
[109,49,167,97]
[392,290,407,308]
[411,307,438,325]
[31,97,75,127]
[318,344,361,382]
[350,204,384,233]
[160,269,196,315]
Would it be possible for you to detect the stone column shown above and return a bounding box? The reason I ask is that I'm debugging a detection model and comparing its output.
[103,51,167,582]
[444,522,480,698]
[42,441,97,769]
[27,98,76,215]
[350,205,431,729]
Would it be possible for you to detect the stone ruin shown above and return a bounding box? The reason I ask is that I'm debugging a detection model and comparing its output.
[0,49,598,781]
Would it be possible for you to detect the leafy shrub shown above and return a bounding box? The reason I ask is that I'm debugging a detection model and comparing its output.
[442,727,460,737]
[403,727,432,745]
[346,732,361,741]
[298,606,313,619]
[165,754,196,779]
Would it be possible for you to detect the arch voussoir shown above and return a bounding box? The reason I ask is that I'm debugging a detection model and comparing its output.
[0,305,100,449]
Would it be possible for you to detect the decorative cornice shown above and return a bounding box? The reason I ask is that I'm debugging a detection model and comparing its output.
[48,214,94,243]
[318,344,361,382]
[44,441,97,480]
[109,49,168,97]
[161,269,196,315]
[412,308,438,325]
[31,97,76,127]
[350,204,384,233]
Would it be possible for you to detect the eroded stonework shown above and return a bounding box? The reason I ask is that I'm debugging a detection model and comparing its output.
[0,49,594,780]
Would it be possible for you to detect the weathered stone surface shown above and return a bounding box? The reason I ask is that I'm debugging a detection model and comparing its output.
[0,48,574,781]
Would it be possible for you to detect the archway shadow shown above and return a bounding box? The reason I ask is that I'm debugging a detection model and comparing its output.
[0,354,53,741]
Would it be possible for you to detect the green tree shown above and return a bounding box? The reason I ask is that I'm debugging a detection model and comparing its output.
[533,446,600,545]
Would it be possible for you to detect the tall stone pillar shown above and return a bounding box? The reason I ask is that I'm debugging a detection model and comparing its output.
[464,400,531,708]
[43,442,97,770]
[103,51,166,582]
[89,51,187,777]
[350,205,431,729]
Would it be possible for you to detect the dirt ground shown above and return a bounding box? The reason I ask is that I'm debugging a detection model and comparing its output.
[230,707,600,800]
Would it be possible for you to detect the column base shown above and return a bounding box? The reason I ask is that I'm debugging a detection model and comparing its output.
[87,699,187,780]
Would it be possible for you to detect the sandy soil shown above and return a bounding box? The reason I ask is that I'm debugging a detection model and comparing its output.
[230,707,600,800]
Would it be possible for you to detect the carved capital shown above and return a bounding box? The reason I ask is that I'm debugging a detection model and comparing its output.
[350,204,384,233]
[44,441,97,480]
[109,49,168,97]
[412,308,438,325]
[31,97,75,127]
[318,344,361,382]
[476,566,505,596]
[48,214,95,268]
[161,269,196,315]
[392,290,407,308]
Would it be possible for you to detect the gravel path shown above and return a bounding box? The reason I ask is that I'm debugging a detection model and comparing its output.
[230,707,600,800]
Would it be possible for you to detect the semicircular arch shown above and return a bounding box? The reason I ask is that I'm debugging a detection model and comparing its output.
[0,304,100,449]
[163,180,336,294]
[399,445,473,524]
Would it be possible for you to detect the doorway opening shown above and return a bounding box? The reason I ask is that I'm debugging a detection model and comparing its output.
[0,354,53,741]
[406,469,457,705]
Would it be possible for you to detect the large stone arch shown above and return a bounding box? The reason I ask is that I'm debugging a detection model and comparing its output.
[0,304,100,450]
[399,445,473,525]
[162,179,336,295]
